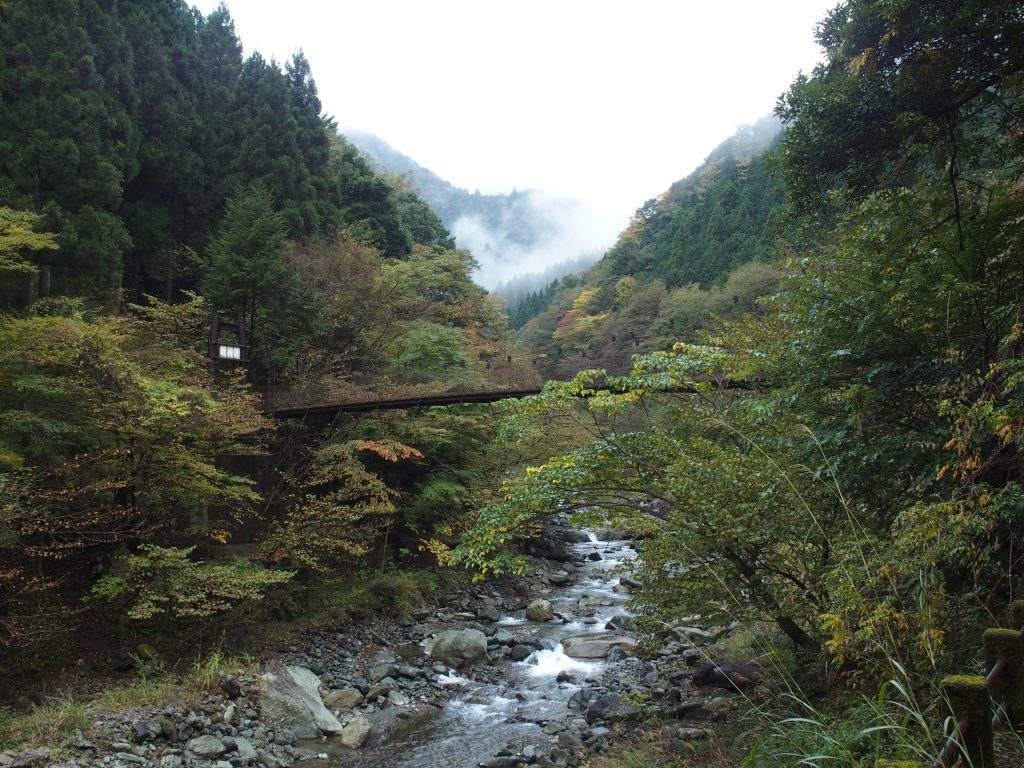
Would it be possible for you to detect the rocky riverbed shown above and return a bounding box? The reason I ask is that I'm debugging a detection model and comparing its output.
[1,523,760,768]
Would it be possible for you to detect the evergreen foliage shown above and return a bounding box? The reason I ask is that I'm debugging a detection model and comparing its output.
[0,0,433,305]
[0,0,505,666]
[607,117,784,288]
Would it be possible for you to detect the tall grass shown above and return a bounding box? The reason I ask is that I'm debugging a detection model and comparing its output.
[0,650,257,751]
[0,696,89,751]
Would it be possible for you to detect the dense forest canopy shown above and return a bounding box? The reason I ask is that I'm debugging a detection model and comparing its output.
[0,0,424,307]
[3,2,1024,765]
[0,0,531,674]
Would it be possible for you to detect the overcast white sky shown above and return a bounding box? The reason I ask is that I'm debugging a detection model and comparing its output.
[193,0,835,227]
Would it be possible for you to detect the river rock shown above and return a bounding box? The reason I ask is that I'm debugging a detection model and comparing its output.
[425,629,489,668]
[323,687,364,710]
[395,664,422,679]
[562,634,636,659]
[260,661,344,738]
[10,749,49,768]
[388,689,410,706]
[691,662,761,691]
[511,643,535,661]
[185,735,228,759]
[606,646,628,663]
[557,731,583,751]
[477,605,501,623]
[605,614,636,631]
[525,599,554,622]
[568,687,603,713]
[585,693,642,724]
[339,714,371,748]
[494,629,515,645]
[273,727,296,745]
[131,719,159,743]
[369,663,396,682]
[366,682,391,701]
[234,736,259,761]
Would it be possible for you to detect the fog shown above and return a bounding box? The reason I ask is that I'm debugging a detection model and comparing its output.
[452,190,623,290]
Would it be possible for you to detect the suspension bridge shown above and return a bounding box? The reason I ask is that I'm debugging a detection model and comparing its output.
[265,375,756,420]
[268,386,546,418]
[236,277,777,421]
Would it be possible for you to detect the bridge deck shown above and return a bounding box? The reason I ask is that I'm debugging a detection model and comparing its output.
[267,378,757,419]
[268,387,544,418]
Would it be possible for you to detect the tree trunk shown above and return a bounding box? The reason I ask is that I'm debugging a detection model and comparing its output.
[775,614,819,650]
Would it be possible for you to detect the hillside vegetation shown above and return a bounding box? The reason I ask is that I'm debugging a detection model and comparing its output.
[456,1,1024,764]
[514,117,784,378]
[2,3,1024,766]
[0,0,531,684]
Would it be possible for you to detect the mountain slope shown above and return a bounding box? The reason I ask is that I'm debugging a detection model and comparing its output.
[515,117,785,378]
[345,131,615,289]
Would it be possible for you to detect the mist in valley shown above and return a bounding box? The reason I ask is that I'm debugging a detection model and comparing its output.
[452,189,619,290]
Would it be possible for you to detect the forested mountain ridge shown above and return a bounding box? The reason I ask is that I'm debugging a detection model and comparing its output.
[346,131,545,246]
[514,117,784,377]
[607,115,783,288]
[0,1,427,306]
[346,131,611,289]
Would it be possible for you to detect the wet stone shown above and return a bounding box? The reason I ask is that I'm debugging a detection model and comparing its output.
[477,606,502,623]
[395,664,422,679]
[510,644,534,661]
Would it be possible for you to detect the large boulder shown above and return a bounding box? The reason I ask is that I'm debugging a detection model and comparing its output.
[260,662,344,739]
[562,634,636,659]
[425,629,489,668]
[525,599,554,622]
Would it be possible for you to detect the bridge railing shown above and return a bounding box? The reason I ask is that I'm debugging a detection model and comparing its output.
[876,600,1024,768]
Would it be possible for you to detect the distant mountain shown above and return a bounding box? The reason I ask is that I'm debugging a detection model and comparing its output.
[344,131,617,289]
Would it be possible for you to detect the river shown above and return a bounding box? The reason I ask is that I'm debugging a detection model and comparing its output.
[344,531,637,768]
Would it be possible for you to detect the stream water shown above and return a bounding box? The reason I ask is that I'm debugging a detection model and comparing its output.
[346,532,637,768]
